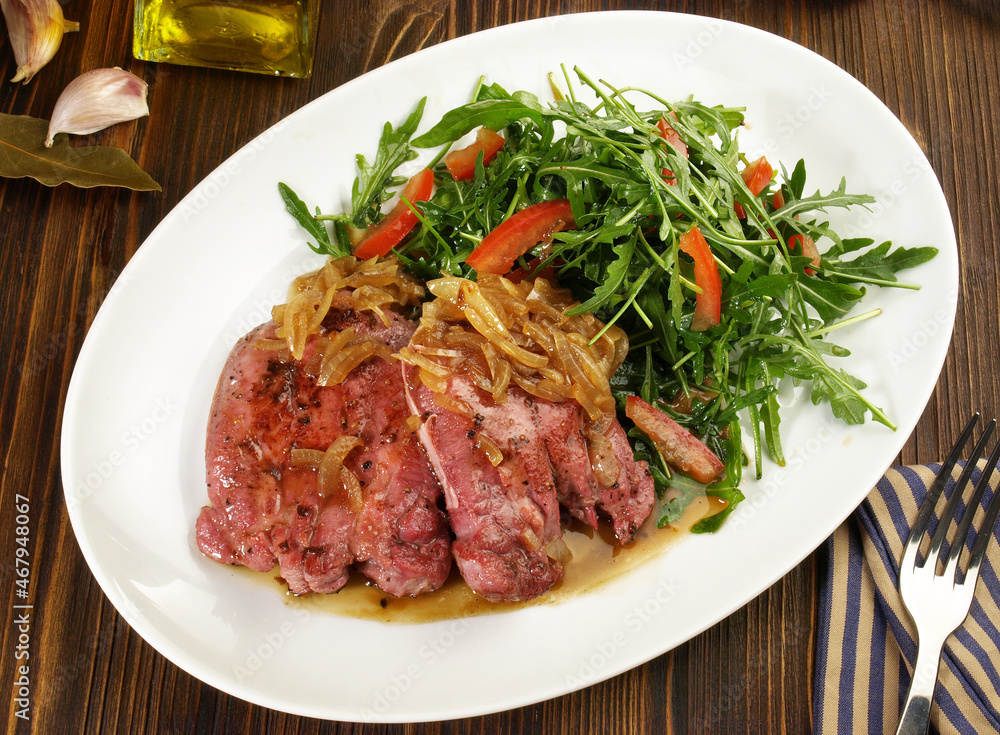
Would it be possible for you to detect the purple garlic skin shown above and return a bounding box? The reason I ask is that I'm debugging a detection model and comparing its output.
[45,68,150,148]
[1,0,80,84]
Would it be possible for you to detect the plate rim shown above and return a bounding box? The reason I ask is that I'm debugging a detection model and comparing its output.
[60,9,957,722]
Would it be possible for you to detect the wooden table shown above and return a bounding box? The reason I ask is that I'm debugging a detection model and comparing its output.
[2,1,998,732]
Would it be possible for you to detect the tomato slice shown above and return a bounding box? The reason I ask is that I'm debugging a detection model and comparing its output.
[734,156,773,219]
[656,115,688,186]
[677,225,722,331]
[788,233,821,275]
[353,168,434,260]
[625,395,725,484]
[772,187,786,210]
[444,127,505,181]
[465,199,575,275]
[741,156,773,195]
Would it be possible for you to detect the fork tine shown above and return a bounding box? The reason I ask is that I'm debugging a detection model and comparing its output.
[945,421,1000,582]
[965,445,1000,578]
[928,419,996,565]
[903,414,980,570]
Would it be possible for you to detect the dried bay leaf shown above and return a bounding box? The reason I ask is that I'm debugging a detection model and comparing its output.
[0,114,160,191]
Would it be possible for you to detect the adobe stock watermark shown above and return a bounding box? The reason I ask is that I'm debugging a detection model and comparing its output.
[218,253,321,347]
[759,85,836,157]
[232,607,312,683]
[840,153,935,240]
[885,286,958,372]
[359,618,473,720]
[564,577,681,688]
[672,17,725,69]
[730,420,837,527]
[64,394,181,510]
[11,493,33,721]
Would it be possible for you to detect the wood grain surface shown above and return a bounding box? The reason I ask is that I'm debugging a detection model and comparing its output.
[2,1,998,732]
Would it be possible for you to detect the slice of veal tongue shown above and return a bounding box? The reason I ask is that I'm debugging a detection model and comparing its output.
[404,362,655,603]
[197,308,451,597]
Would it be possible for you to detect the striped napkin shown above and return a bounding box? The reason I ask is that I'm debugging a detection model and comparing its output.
[814,463,1000,734]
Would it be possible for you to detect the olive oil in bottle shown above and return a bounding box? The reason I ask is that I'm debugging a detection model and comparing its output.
[133,0,317,78]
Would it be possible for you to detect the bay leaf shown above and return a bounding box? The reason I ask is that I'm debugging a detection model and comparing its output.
[0,114,160,191]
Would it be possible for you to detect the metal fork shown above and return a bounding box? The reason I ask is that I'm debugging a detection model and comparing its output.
[895,413,1000,735]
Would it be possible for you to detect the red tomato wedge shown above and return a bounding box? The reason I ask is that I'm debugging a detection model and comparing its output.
[789,233,822,274]
[465,199,575,275]
[353,168,434,260]
[677,225,722,331]
[625,395,725,485]
[772,187,786,210]
[734,156,774,219]
[656,115,688,185]
[741,156,773,195]
[444,127,505,181]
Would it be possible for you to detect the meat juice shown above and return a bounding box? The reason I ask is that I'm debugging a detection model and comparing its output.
[133,0,317,77]
[276,494,729,624]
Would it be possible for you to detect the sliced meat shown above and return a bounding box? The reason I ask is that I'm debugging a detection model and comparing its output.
[534,399,601,528]
[345,358,452,597]
[198,308,450,596]
[405,367,563,603]
[535,398,655,545]
[597,421,656,544]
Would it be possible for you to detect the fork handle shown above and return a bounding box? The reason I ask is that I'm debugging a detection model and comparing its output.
[894,637,947,735]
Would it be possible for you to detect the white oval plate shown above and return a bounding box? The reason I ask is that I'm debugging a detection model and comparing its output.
[61,11,956,723]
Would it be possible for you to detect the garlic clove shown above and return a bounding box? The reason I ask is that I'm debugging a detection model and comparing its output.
[0,0,80,84]
[45,68,150,148]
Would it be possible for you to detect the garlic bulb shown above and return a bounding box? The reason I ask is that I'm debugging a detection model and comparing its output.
[0,0,80,84]
[45,68,149,148]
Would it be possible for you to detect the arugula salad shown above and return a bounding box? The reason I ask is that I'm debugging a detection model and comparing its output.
[279,68,936,533]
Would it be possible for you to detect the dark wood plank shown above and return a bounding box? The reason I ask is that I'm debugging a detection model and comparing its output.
[1,0,996,732]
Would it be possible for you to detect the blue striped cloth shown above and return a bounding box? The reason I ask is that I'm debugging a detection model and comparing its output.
[814,463,1000,734]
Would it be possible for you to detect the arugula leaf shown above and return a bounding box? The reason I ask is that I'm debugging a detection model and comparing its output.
[796,273,866,322]
[811,368,870,425]
[351,97,427,228]
[411,99,547,148]
[657,477,705,527]
[281,68,936,535]
[566,231,636,316]
[278,182,344,256]
[824,243,939,286]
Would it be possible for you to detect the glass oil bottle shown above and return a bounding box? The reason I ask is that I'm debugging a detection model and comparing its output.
[133,0,318,78]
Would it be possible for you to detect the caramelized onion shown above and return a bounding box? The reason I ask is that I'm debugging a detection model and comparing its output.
[319,341,388,387]
[290,448,325,468]
[291,438,363,510]
[400,272,629,486]
[475,433,504,466]
[318,436,363,507]
[338,465,364,514]
[252,338,289,352]
[545,537,573,564]
[432,391,475,418]
[521,526,542,552]
[259,255,423,360]
[588,433,621,488]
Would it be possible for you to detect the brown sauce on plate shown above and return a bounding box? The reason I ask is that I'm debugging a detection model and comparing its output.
[231,494,728,623]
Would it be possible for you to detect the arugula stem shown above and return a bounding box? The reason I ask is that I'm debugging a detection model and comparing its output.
[805,308,882,338]
[279,67,936,534]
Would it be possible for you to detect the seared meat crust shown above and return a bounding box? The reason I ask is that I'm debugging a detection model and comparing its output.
[197,309,450,596]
